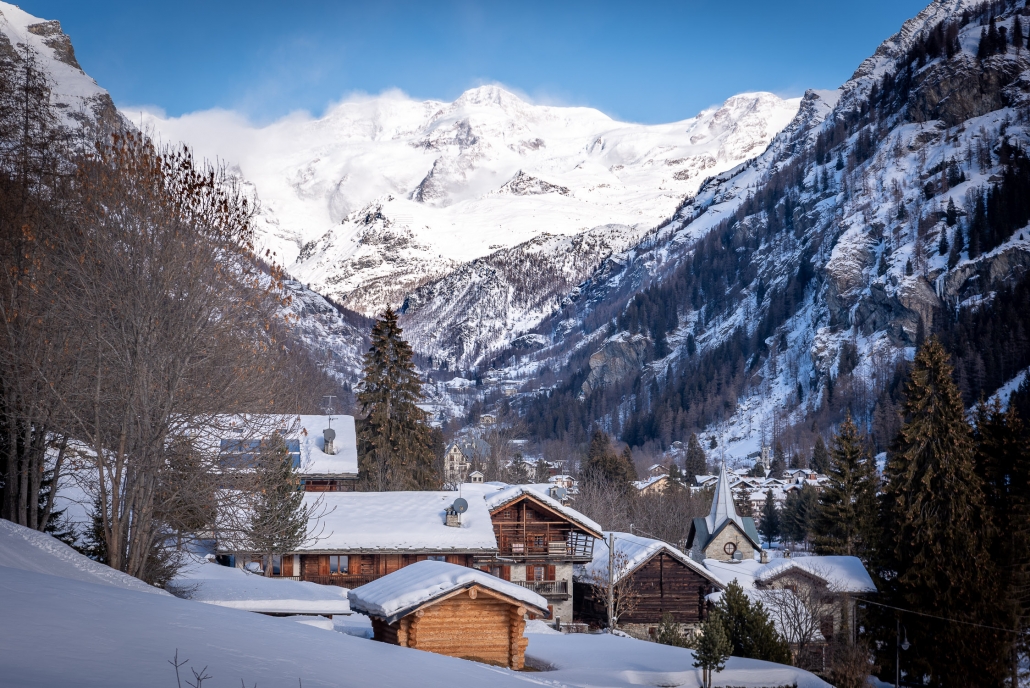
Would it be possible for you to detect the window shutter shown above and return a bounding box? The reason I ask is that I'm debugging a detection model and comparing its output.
[319,555,329,576]
[526,564,535,581]
[547,565,555,581]
[502,566,511,581]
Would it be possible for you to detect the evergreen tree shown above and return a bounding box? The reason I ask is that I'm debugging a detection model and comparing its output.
[938,232,949,256]
[533,457,551,483]
[811,436,829,473]
[621,446,638,480]
[582,430,634,487]
[948,223,964,268]
[248,440,309,577]
[972,400,1030,667]
[655,612,690,648]
[711,581,791,664]
[684,432,708,480]
[879,338,1007,686]
[769,442,786,478]
[759,489,780,547]
[814,413,879,558]
[946,197,958,226]
[357,307,440,490]
[781,483,819,548]
[1016,16,1024,49]
[507,453,530,484]
[692,615,731,688]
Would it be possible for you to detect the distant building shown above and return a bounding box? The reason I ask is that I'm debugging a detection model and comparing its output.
[443,437,490,485]
[686,464,763,563]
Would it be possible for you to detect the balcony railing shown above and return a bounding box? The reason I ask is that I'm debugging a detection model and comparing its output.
[513,579,570,599]
[301,574,382,588]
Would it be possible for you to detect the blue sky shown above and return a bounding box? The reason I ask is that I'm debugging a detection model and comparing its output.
[20,0,930,123]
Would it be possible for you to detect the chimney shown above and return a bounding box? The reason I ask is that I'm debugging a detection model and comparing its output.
[323,428,336,455]
[444,506,460,527]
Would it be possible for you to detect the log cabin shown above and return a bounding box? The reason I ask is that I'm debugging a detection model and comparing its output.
[573,532,724,639]
[480,485,603,625]
[347,560,549,669]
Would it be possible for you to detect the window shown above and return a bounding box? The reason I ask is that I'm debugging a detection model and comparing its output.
[271,555,282,576]
[534,536,544,548]
[427,555,446,562]
[329,555,348,574]
[534,566,545,581]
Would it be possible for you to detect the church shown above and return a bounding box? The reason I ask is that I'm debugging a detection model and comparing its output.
[686,464,764,563]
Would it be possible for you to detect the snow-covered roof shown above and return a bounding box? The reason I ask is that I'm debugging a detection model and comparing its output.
[576,532,723,587]
[168,556,352,614]
[0,518,168,596]
[632,475,669,491]
[294,414,358,476]
[756,556,877,593]
[482,484,603,536]
[704,555,877,593]
[295,491,497,553]
[200,414,358,476]
[347,560,548,624]
[707,463,747,535]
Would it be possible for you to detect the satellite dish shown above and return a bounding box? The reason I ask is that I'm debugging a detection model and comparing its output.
[452,498,469,514]
[323,428,336,441]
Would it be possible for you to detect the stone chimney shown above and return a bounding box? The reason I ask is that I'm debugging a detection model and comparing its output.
[444,506,460,527]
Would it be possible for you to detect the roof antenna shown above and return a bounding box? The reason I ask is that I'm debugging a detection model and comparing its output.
[322,395,337,429]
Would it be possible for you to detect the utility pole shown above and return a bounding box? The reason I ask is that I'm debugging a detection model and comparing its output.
[607,532,615,633]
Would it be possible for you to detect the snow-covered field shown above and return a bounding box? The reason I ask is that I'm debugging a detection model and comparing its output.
[0,519,832,688]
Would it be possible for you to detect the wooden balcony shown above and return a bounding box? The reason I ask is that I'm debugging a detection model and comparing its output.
[301,574,382,588]
[513,579,570,600]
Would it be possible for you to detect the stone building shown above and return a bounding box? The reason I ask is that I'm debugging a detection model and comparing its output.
[686,464,763,562]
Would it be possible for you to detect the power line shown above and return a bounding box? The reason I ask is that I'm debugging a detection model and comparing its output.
[856,597,1023,635]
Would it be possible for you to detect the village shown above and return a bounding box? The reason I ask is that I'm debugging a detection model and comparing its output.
[153,411,874,682]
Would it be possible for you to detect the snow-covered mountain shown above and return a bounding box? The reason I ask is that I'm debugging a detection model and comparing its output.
[508,0,1030,458]
[0,2,122,131]
[143,88,800,366]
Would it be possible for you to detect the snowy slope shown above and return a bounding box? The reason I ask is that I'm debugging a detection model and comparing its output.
[143,88,799,314]
[0,2,122,131]
[483,0,1030,458]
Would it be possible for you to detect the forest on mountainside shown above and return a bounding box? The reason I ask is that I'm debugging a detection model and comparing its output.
[520,0,1030,459]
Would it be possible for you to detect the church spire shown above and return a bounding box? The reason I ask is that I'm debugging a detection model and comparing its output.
[707,462,745,533]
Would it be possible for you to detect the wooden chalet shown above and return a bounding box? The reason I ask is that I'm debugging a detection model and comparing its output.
[224,491,499,585]
[573,532,723,639]
[348,560,549,669]
[480,485,603,624]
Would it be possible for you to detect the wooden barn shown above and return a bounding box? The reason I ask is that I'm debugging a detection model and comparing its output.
[574,532,724,639]
[347,560,549,670]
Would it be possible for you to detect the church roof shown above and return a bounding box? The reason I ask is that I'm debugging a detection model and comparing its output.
[687,463,762,552]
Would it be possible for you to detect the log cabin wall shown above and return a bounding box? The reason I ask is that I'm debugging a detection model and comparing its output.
[574,552,716,630]
[370,589,530,669]
[297,553,476,587]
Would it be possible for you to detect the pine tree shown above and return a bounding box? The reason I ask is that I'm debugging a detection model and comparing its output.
[811,436,829,473]
[1016,16,1024,49]
[972,401,1030,669]
[880,338,1007,686]
[711,581,791,664]
[781,483,819,548]
[692,615,731,688]
[684,432,708,479]
[621,446,638,480]
[357,307,439,490]
[814,413,879,558]
[759,489,780,547]
[248,440,309,576]
[582,430,634,487]
[769,442,786,478]
[938,232,949,255]
[655,612,690,648]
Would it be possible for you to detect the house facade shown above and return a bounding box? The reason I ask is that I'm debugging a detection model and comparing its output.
[573,532,724,639]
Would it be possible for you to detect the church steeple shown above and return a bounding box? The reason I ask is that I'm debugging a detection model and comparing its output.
[706,462,745,534]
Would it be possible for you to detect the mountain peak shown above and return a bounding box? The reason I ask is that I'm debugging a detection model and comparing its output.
[452,84,527,109]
